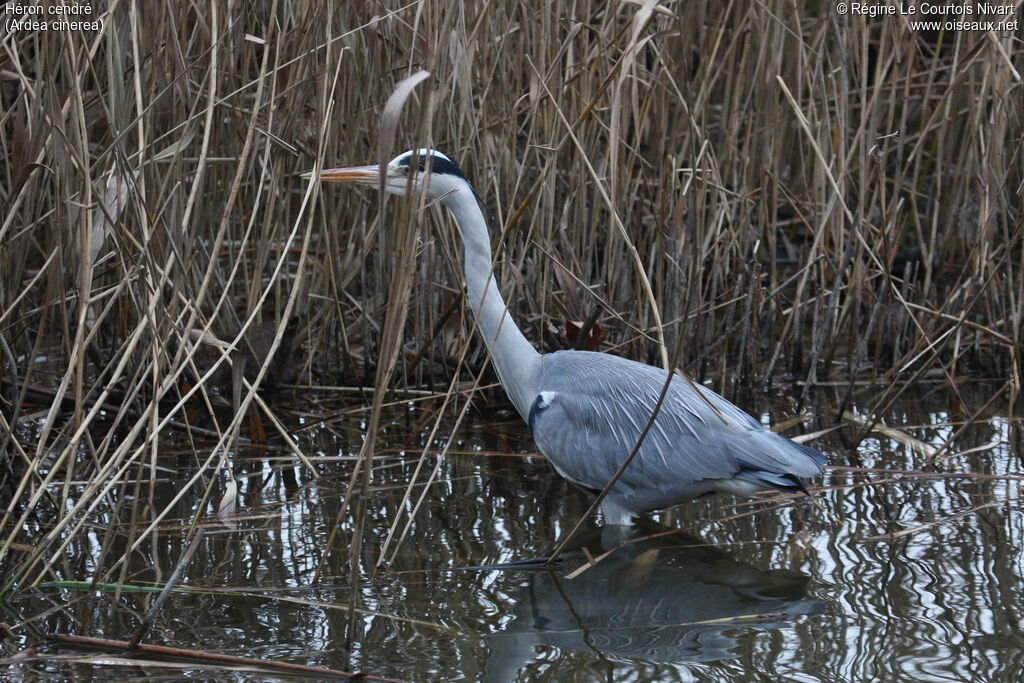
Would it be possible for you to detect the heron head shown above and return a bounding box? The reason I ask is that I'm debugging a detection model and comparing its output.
[309,149,469,200]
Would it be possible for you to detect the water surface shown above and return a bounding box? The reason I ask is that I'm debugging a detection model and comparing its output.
[3,382,1022,681]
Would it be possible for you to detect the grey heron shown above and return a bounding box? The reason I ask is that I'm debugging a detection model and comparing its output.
[313,149,826,525]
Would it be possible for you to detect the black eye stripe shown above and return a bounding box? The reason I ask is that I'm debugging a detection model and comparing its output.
[396,151,466,180]
[393,150,501,239]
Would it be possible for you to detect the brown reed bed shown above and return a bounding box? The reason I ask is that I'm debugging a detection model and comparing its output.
[0,0,1021,614]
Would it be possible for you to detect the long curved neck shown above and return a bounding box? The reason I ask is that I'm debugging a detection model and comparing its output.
[444,185,541,419]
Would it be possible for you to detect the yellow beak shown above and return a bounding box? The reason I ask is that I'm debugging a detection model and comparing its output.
[302,165,381,184]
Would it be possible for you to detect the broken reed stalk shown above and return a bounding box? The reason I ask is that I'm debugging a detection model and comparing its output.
[46,632,385,680]
[0,0,1021,603]
[128,528,205,649]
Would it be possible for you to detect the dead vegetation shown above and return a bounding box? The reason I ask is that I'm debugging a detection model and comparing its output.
[0,1,1021,602]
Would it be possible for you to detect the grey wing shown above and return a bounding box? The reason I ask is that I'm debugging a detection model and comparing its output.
[528,351,825,512]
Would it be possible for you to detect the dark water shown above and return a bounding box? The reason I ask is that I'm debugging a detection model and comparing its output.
[3,382,1022,681]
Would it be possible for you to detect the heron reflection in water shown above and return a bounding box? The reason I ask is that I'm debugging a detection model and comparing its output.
[480,522,822,680]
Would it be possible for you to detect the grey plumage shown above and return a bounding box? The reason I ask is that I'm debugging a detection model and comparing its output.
[313,149,826,526]
[530,351,825,522]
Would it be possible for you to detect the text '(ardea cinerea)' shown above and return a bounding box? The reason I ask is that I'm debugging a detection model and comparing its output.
[311,149,826,525]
